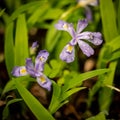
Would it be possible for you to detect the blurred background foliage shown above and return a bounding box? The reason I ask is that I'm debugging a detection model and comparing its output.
[0,0,120,120]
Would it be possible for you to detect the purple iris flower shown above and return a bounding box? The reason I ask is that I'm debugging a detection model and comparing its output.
[30,41,39,55]
[77,0,99,22]
[55,19,103,63]
[11,50,52,91]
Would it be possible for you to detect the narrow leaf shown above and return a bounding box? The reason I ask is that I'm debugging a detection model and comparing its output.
[60,87,86,102]
[86,112,106,120]
[100,0,118,42]
[27,4,49,27]
[15,80,55,120]
[5,22,14,77]
[45,20,61,52]
[0,9,5,17]
[49,81,61,114]
[15,14,28,66]
[8,1,47,23]
[2,99,22,120]
[63,69,110,92]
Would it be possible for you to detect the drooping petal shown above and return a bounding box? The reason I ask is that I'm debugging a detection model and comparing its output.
[55,20,67,30]
[77,19,88,33]
[60,43,75,63]
[30,41,39,55]
[26,58,35,77]
[77,40,94,57]
[77,32,103,45]
[78,0,98,7]
[89,0,98,6]
[35,50,49,72]
[36,74,52,91]
[11,66,28,77]
[55,20,76,38]
[85,6,93,22]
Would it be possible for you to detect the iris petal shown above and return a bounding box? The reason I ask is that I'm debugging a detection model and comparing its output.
[77,32,103,45]
[55,20,76,38]
[12,66,28,77]
[26,58,35,77]
[77,19,88,33]
[60,43,75,63]
[35,50,49,72]
[78,40,94,57]
[36,74,52,91]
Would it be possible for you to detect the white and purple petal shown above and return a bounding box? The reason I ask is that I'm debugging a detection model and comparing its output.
[55,20,76,38]
[26,58,35,77]
[30,41,39,55]
[36,74,52,91]
[35,50,49,72]
[89,0,98,6]
[85,6,93,22]
[77,32,103,45]
[78,0,98,6]
[55,20,68,31]
[60,43,75,63]
[77,19,88,33]
[11,66,28,77]
[77,40,94,57]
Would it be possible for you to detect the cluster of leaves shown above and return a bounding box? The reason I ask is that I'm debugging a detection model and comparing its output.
[0,0,120,120]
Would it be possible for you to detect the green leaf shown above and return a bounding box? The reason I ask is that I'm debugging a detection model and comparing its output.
[2,78,15,96]
[49,81,61,114]
[5,22,14,77]
[48,59,64,78]
[2,98,22,120]
[99,61,117,111]
[100,0,118,42]
[63,69,110,92]
[2,76,35,96]
[117,0,120,33]
[41,8,63,20]
[27,4,49,28]
[109,50,120,61]
[15,14,28,66]
[60,87,86,102]
[86,112,106,120]
[15,80,55,120]
[107,35,120,52]
[45,20,61,52]
[8,1,47,23]
[0,9,5,17]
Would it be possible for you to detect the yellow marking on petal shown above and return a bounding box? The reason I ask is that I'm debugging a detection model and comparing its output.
[39,56,45,62]
[63,23,68,30]
[20,68,27,74]
[39,75,46,83]
[66,44,73,53]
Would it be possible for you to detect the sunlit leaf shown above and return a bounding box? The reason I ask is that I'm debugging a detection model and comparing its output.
[63,69,110,92]
[15,80,55,120]
[60,87,86,102]
[86,112,106,120]
[27,4,49,28]
[8,1,47,23]
[49,81,61,114]
[14,14,28,66]
[100,0,118,42]
[5,22,14,77]
[0,9,5,17]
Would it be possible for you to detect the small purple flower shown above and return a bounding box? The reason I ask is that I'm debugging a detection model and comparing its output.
[11,66,28,77]
[55,19,103,63]
[30,41,39,55]
[12,50,52,91]
[77,0,99,22]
